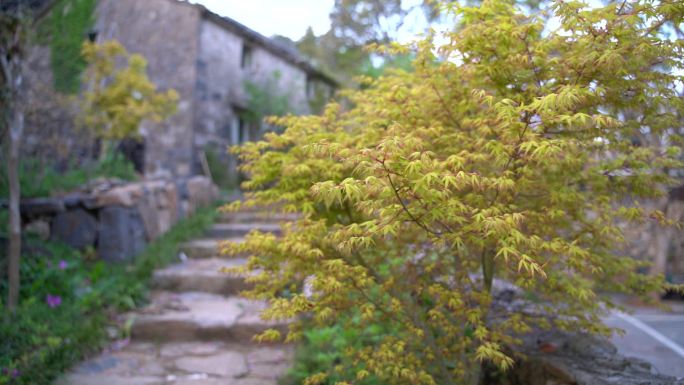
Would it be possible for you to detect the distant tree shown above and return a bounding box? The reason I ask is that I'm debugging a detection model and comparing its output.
[297,28,368,87]
[78,40,178,157]
[329,0,435,45]
[225,1,684,384]
[359,52,414,80]
[297,1,437,86]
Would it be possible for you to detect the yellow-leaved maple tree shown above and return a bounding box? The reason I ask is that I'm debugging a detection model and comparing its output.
[222,1,684,384]
[78,40,178,142]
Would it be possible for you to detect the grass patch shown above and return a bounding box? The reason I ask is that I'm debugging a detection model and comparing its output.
[0,150,137,199]
[0,204,218,384]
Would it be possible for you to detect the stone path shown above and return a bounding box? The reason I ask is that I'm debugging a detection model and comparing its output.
[55,210,295,385]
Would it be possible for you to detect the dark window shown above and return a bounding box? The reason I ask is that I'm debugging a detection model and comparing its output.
[88,29,98,42]
[241,44,253,69]
[306,75,315,100]
[117,138,145,173]
[239,117,253,143]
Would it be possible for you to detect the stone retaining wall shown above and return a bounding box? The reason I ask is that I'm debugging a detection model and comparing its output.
[14,176,219,262]
[486,279,684,385]
[506,330,683,385]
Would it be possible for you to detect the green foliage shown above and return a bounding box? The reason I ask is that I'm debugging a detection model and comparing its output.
[0,148,137,198]
[224,1,684,384]
[79,40,178,141]
[360,53,415,80]
[0,240,109,385]
[47,0,97,94]
[284,315,395,385]
[244,71,292,126]
[0,206,217,384]
[204,144,233,192]
[0,296,106,385]
[297,27,369,87]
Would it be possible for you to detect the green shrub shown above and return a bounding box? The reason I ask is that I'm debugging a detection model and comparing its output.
[47,0,97,94]
[284,316,394,385]
[204,144,235,192]
[0,205,217,385]
[0,149,137,199]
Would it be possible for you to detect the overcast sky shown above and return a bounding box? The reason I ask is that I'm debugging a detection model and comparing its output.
[190,0,335,41]
[189,0,433,43]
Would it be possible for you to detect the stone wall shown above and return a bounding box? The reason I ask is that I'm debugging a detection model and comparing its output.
[20,0,335,182]
[192,18,244,188]
[504,330,683,385]
[20,0,201,177]
[618,196,684,282]
[17,176,219,262]
[193,16,316,188]
[194,14,317,148]
[485,279,684,385]
[21,45,93,169]
[94,0,201,177]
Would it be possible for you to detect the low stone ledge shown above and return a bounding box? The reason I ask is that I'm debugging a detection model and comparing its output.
[475,278,684,385]
[14,175,219,262]
[0,197,67,218]
[507,330,683,385]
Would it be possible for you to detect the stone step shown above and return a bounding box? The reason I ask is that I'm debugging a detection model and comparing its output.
[180,237,242,259]
[205,222,282,239]
[54,340,293,385]
[217,211,300,224]
[130,292,288,343]
[151,258,253,295]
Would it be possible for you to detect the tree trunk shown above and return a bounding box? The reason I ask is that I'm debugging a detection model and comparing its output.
[482,250,494,293]
[651,199,684,278]
[651,222,670,277]
[7,97,23,311]
[1,32,24,312]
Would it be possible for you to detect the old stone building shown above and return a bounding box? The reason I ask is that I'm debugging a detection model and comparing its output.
[94,0,336,179]
[24,0,336,181]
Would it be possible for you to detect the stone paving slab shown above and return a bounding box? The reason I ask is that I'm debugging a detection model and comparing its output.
[131,292,243,341]
[231,300,290,344]
[180,238,243,259]
[54,341,293,385]
[152,258,253,295]
[218,211,299,223]
[174,351,247,377]
[131,292,288,343]
[55,374,164,385]
[206,222,282,239]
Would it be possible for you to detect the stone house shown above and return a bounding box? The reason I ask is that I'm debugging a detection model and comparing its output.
[24,0,337,182]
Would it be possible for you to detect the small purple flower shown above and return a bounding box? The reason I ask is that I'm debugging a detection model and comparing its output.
[46,294,62,308]
[111,338,130,351]
[58,260,68,270]
[11,369,20,378]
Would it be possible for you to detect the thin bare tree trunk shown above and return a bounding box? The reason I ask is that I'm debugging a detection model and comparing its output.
[1,23,24,312]
[652,227,670,277]
[651,199,684,278]
[7,101,23,311]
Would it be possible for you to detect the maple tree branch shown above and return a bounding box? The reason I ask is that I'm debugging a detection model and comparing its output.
[381,160,443,236]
